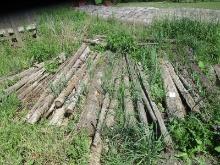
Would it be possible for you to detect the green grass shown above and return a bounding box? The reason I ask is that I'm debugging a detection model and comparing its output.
[0,4,220,165]
[117,1,220,10]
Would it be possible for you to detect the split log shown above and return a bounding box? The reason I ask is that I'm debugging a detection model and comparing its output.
[160,60,186,119]
[165,61,200,112]
[26,46,90,124]
[77,70,103,136]
[124,74,136,127]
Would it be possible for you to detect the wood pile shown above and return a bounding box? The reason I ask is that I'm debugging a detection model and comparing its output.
[1,38,213,164]
[160,59,201,118]
[0,23,37,46]
[1,44,99,126]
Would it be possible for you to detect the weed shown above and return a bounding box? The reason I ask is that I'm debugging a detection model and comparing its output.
[44,60,59,74]
[67,131,90,165]
[169,115,212,158]
[107,31,136,54]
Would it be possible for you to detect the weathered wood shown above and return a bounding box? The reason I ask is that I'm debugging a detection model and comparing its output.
[52,44,88,86]
[4,68,45,95]
[18,73,49,100]
[83,38,107,47]
[89,138,102,165]
[0,65,41,84]
[54,64,87,108]
[49,107,66,126]
[137,99,148,125]
[105,78,120,128]
[66,76,88,114]
[124,74,136,127]
[126,56,173,147]
[77,70,103,136]
[126,56,157,123]
[151,102,173,147]
[93,93,110,146]
[165,61,200,112]
[160,60,186,119]
[26,46,90,123]
[214,64,220,81]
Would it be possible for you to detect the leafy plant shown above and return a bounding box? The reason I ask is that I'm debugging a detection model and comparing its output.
[107,31,136,54]
[44,60,59,74]
[169,115,212,158]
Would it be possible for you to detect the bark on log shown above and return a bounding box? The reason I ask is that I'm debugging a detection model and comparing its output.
[0,66,41,84]
[137,99,148,125]
[93,93,110,146]
[66,76,88,114]
[18,73,49,100]
[165,61,200,112]
[124,74,136,127]
[214,64,220,81]
[160,60,186,119]
[151,102,173,147]
[125,56,157,122]
[49,107,66,126]
[26,46,90,124]
[54,64,87,108]
[77,71,103,136]
[4,68,45,95]
[52,44,88,86]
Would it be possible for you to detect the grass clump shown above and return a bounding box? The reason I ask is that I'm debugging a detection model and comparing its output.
[151,18,220,64]
[102,125,164,165]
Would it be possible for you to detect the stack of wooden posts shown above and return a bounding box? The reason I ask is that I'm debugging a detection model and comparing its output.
[1,44,100,126]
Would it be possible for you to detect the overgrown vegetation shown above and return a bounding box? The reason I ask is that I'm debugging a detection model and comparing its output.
[117,1,220,10]
[0,4,219,164]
